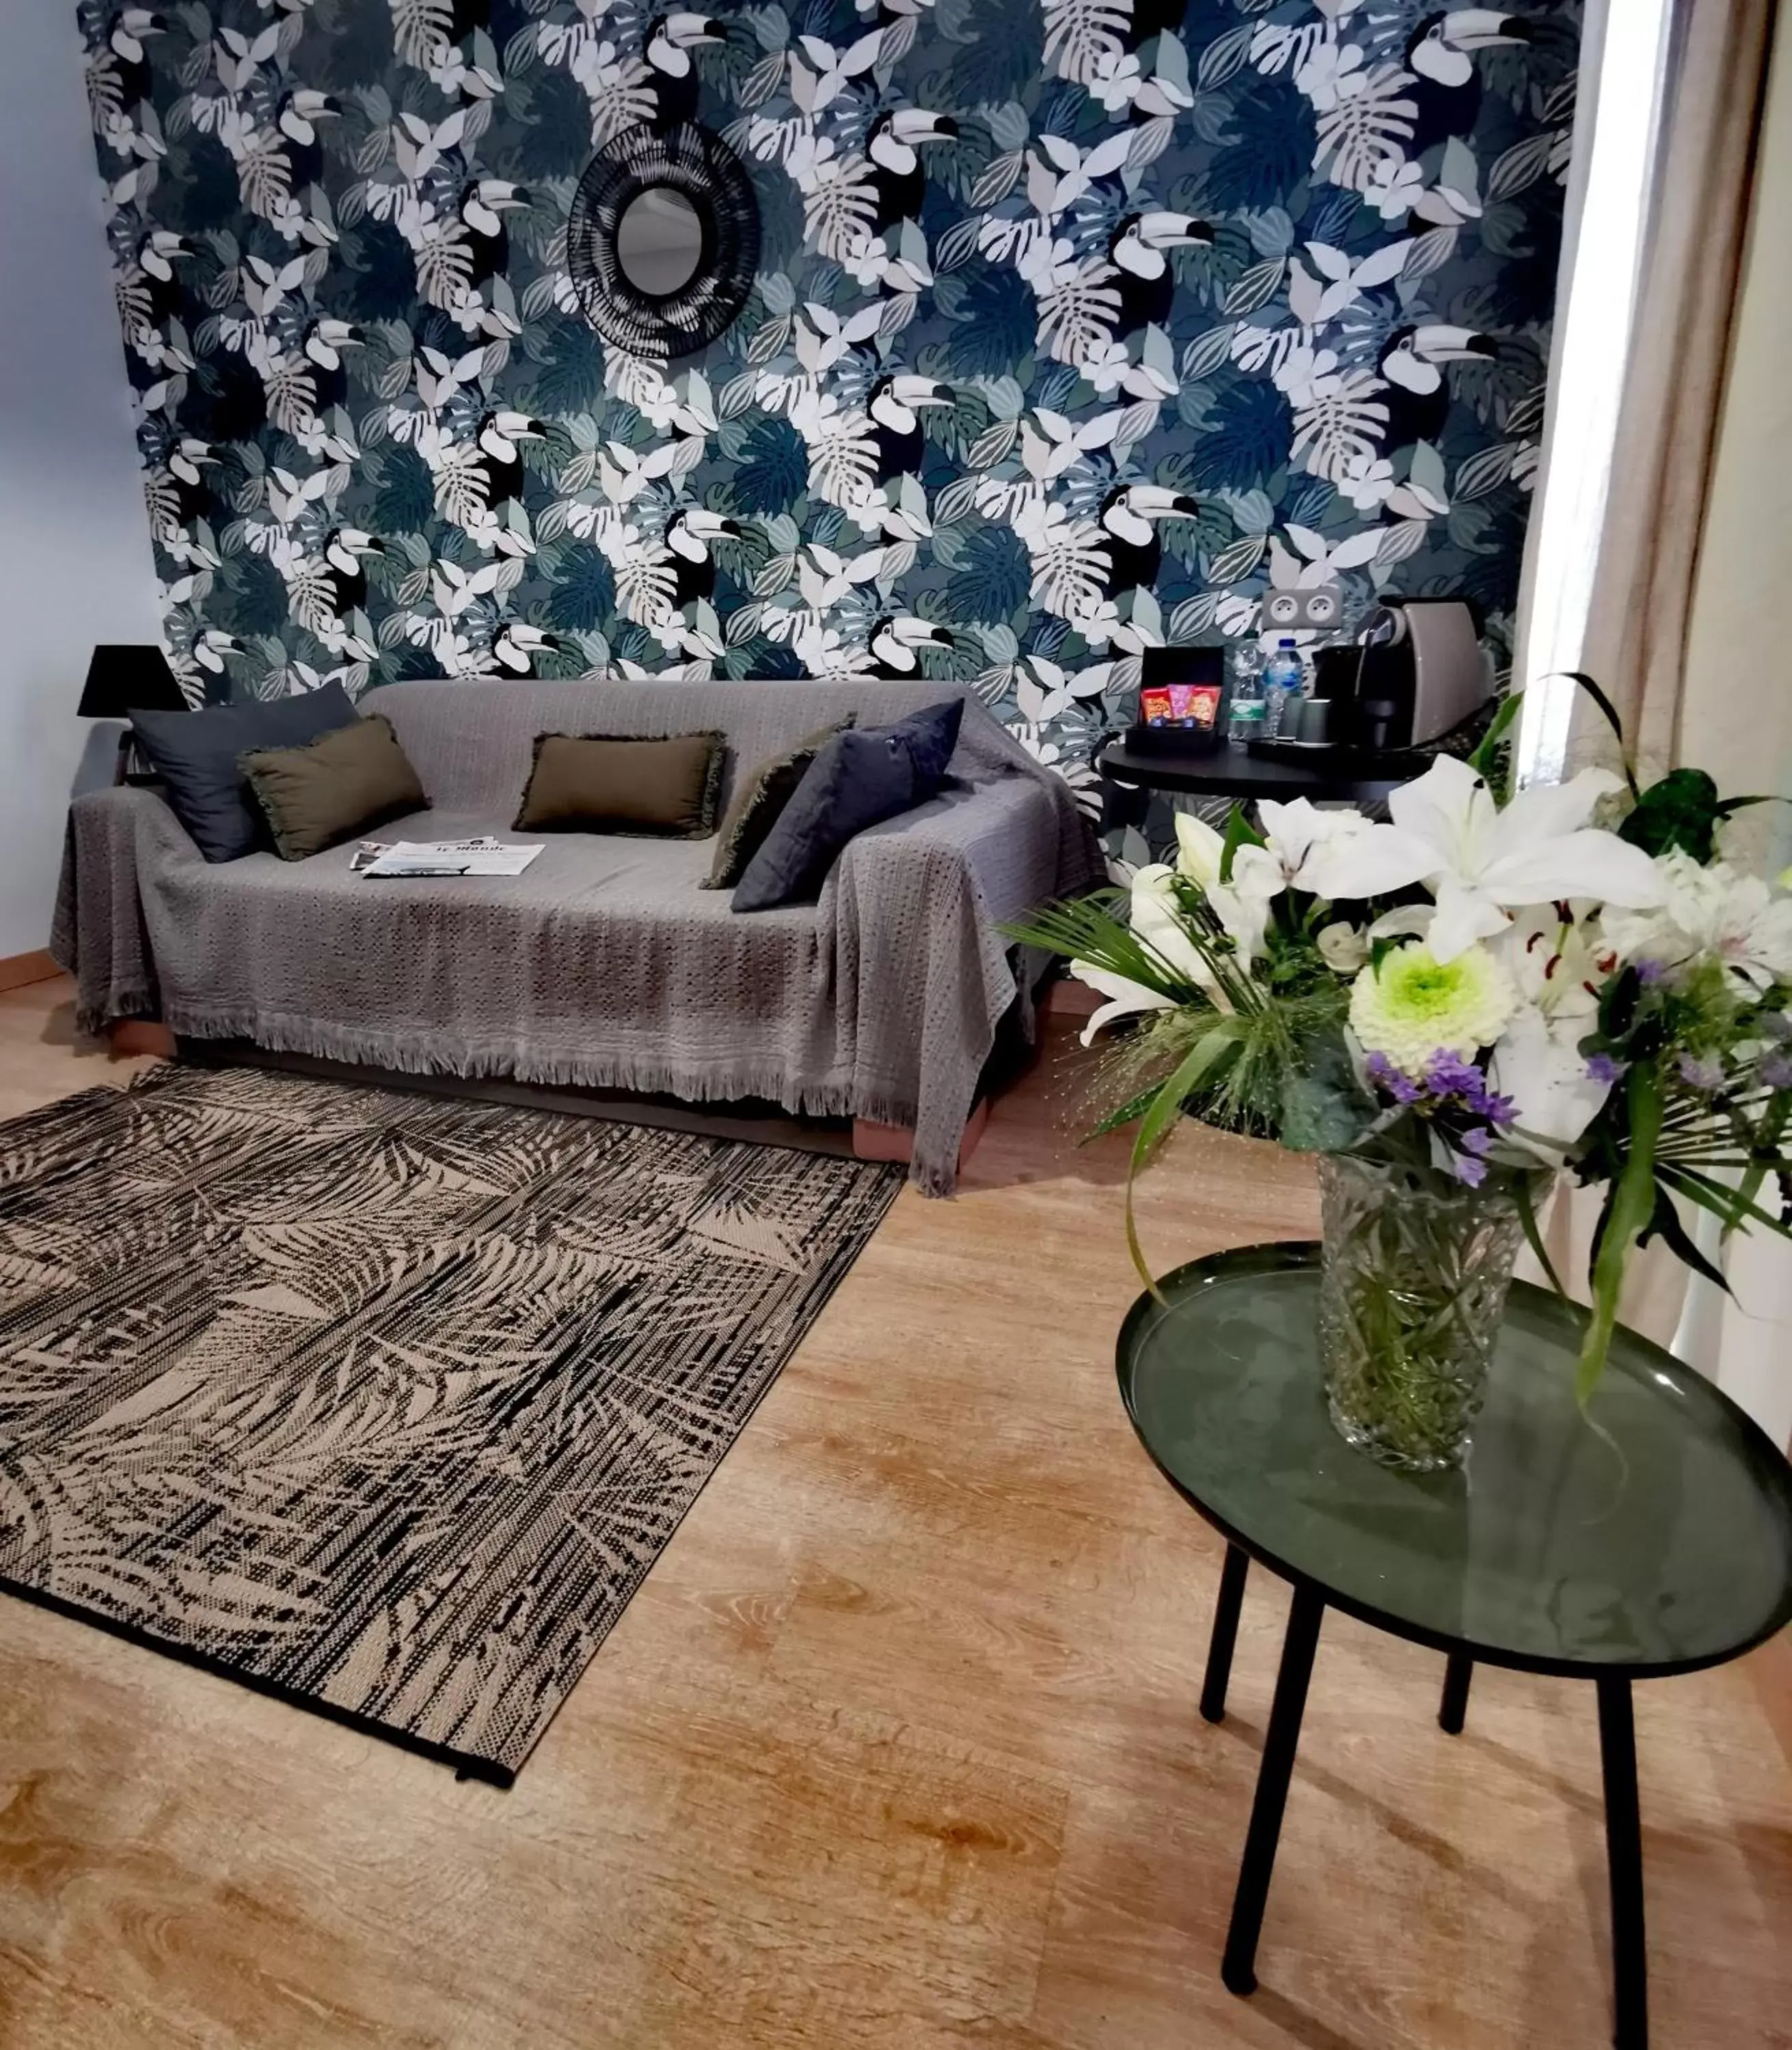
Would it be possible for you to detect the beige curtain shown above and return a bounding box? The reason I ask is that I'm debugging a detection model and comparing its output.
[1525,0,1782,1348]
[1573,0,1780,778]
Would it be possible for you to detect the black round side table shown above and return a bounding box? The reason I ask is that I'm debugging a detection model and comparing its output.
[1095,734,1428,838]
[1116,1244,1792,2049]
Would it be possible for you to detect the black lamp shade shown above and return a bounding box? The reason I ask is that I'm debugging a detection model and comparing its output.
[79,644,187,718]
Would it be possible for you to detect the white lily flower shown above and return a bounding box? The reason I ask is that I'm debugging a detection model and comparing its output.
[1496,905,1614,1020]
[1255,796,1381,891]
[1601,851,1792,992]
[1172,811,1225,890]
[1172,815,1276,961]
[1303,756,1665,962]
[1070,961,1176,1046]
[1489,1003,1612,1155]
[1212,849,1280,961]
[1131,864,1237,1007]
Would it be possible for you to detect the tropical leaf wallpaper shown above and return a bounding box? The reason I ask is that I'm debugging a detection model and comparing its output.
[81,0,1579,804]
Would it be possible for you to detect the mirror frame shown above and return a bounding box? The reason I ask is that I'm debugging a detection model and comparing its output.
[567,121,761,360]
[614,186,707,301]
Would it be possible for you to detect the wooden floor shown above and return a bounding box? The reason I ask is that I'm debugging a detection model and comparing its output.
[0,972,1787,2049]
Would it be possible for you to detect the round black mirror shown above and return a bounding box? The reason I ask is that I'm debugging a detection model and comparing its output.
[567,122,760,360]
[615,187,706,299]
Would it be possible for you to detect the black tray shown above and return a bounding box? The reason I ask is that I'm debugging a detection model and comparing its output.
[1125,720,1224,758]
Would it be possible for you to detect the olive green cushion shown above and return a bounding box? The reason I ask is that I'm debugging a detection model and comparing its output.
[703,719,854,889]
[239,714,429,862]
[514,730,727,838]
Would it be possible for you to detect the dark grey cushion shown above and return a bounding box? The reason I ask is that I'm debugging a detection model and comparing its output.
[131,685,359,862]
[731,726,917,912]
[703,718,853,890]
[889,697,965,795]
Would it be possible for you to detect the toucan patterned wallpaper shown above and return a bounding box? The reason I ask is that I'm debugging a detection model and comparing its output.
[81,0,1579,805]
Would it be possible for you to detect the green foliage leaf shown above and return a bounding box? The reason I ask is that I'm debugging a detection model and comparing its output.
[1514,1173,1568,1301]
[1218,802,1264,883]
[1001,893,1202,1004]
[1126,1022,1247,1296]
[1618,767,1724,862]
[1638,1185,1732,1296]
[1277,1034,1374,1152]
[1557,670,1638,796]
[1467,687,1523,798]
[1577,1061,1664,1404]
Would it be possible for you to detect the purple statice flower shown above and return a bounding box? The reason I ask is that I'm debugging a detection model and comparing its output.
[1364,1049,1422,1104]
[1459,1125,1496,1157]
[1761,1050,1792,1091]
[1452,1151,1489,1187]
[1586,1052,1627,1087]
[1677,1052,1724,1093]
[1421,1050,1516,1126]
[1636,959,1669,985]
[1474,1086,1517,1128]
[1424,1050,1485,1096]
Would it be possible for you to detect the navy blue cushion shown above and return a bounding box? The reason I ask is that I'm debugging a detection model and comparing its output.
[131,685,360,862]
[888,696,964,796]
[731,726,917,912]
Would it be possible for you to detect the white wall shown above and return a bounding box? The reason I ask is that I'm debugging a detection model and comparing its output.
[0,1,163,959]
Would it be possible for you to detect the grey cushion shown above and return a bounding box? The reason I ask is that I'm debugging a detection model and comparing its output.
[731,726,917,912]
[131,684,359,862]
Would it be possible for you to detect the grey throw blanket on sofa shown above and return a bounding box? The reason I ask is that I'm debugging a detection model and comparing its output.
[52,677,1102,1194]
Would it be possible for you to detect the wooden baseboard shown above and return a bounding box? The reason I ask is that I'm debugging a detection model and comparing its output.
[109,1020,176,1058]
[0,950,59,995]
[852,1097,990,1173]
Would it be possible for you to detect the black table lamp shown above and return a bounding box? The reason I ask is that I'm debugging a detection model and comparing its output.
[79,644,187,719]
[80,644,187,784]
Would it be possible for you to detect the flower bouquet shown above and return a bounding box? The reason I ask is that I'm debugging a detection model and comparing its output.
[1011,703,1792,1471]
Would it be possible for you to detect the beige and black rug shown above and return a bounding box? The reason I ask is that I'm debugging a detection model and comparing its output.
[0,1067,899,1782]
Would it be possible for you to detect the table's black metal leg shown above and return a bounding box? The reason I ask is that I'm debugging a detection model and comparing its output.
[1201,1545,1249,1725]
[1597,1678,1648,2049]
[1221,1585,1325,1997]
[1439,1653,1473,1735]
[1099,776,1151,832]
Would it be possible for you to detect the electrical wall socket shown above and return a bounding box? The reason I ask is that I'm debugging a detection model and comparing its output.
[1260,588,1342,633]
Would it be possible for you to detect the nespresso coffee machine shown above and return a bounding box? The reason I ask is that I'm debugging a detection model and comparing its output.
[1312,598,1489,750]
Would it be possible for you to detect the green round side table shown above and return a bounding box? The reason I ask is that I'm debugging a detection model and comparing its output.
[1117,1244,1792,2050]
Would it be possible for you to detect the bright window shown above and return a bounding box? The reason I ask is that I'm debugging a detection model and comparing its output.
[1517,0,1674,784]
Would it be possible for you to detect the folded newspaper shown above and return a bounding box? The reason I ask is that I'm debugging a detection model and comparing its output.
[352,836,543,878]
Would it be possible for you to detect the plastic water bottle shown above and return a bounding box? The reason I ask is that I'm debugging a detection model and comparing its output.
[1226,656,1266,741]
[1262,638,1305,739]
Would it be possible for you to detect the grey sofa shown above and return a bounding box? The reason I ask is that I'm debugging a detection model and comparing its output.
[53,676,1102,1193]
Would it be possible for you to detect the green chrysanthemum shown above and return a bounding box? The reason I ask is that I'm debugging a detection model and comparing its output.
[1349,941,1517,1074]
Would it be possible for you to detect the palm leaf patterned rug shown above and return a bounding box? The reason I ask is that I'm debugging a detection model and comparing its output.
[0,1067,899,1783]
